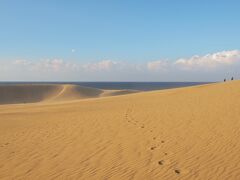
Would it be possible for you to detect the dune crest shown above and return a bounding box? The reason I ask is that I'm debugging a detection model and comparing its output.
[0,84,139,105]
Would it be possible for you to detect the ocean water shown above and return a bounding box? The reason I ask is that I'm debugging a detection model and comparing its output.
[0,82,212,91]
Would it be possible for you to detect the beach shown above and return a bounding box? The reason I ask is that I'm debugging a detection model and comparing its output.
[0,81,240,179]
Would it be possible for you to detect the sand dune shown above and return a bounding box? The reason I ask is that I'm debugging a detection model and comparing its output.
[1,81,240,179]
[0,84,139,105]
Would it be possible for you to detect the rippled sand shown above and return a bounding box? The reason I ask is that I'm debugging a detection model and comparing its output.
[1,81,240,179]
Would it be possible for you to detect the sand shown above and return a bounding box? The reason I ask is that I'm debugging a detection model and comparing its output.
[0,81,240,179]
[0,84,139,105]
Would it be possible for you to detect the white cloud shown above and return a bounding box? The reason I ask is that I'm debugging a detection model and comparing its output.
[0,50,240,81]
[147,60,170,72]
[174,50,240,70]
[12,59,79,72]
[82,60,119,72]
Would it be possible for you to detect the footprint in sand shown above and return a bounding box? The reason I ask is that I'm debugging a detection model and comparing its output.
[150,146,156,150]
[158,160,164,165]
[161,140,165,143]
[141,125,145,128]
[174,169,181,175]
[157,160,183,175]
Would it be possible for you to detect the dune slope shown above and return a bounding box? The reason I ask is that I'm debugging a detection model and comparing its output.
[0,84,138,105]
[0,81,240,179]
[0,84,62,105]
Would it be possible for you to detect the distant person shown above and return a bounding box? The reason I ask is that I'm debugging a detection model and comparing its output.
[231,77,234,81]
[224,79,226,82]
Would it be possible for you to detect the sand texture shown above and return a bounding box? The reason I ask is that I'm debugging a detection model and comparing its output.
[0,81,240,179]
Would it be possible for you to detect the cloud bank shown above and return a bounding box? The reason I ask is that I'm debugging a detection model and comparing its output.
[0,50,240,81]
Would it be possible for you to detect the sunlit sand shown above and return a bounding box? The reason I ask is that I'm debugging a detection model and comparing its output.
[0,81,240,179]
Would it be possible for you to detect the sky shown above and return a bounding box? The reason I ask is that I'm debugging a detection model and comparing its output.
[0,0,240,81]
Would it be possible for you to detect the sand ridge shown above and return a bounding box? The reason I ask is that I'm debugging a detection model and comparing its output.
[0,81,240,179]
[0,84,139,105]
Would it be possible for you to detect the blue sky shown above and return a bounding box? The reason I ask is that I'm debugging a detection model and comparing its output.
[0,0,240,81]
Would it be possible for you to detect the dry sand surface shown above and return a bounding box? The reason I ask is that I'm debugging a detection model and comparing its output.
[0,81,240,179]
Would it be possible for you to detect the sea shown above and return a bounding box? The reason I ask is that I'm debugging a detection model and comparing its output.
[0,82,213,91]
